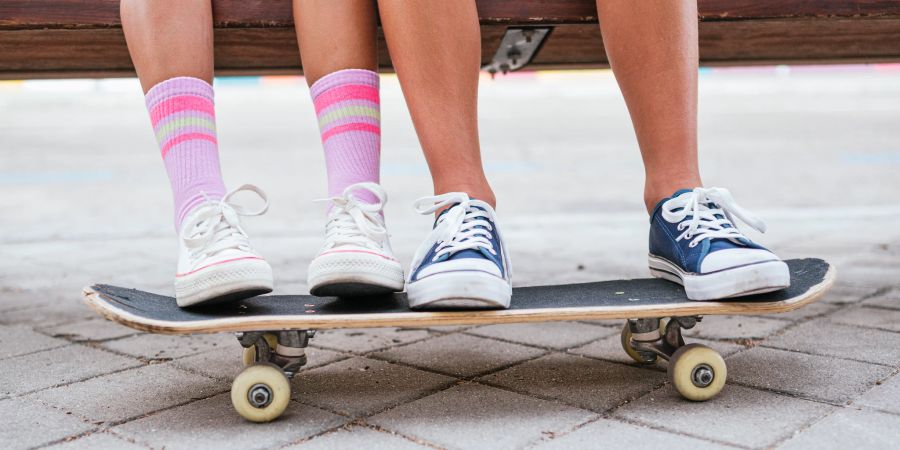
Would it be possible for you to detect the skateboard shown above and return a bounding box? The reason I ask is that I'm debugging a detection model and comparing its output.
[83,258,834,422]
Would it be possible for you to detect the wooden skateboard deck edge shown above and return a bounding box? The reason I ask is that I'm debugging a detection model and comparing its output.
[81,263,835,335]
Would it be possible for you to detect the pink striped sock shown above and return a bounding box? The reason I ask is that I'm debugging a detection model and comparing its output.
[310,69,381,205]
[145,77,227,230]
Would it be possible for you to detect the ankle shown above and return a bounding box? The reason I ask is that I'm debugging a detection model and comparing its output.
[644,179,702,214]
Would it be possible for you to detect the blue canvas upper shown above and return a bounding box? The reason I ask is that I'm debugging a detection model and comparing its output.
[410,204,506,281]
[649,189,767,274]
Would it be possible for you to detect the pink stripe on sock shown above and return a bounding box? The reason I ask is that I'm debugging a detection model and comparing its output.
[313,85,379,114]
[320,123,380,143]
[160,133,218,159]
[149,96,216,126]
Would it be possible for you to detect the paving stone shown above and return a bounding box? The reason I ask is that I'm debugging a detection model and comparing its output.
[114,393,347,450]
[727,346,893,404]
[570,333,745,366]
[765,320,900,366]
[0,345,139,397]
[369,383,597,450]
[615,385,834,449]
[466,321,616,350]
[43,318,138,342]
[762,301,841,322]
[0,300,96,327]
[0,287,69,312]
[854,373,900,414]
[295,356,454,417]
[777,408,900,450]
[829,305,900,332]
[0,324,68,359]
[683,315,790,340]
[311,327,433,354]
[287,426,430,450]
[172,346,347,380]
[531,418,733,450]
[820,283,880,305]
[373,333,546,377]
[481,353,666,412]
[33,363,223,424]
[862,288,900,310]
[100,332,232,360]
[46,431,148,450]
[0,397,94,450]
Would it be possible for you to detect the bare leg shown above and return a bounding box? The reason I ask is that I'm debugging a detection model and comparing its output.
[121,0,213,92]
[293,0,378,85]
[377,0,495,207]
[596,0,702,212]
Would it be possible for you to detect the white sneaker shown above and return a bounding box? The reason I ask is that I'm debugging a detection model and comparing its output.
[175,185,274,307]
[307,183,404,297]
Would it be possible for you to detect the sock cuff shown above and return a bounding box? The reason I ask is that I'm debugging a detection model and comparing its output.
[145,77,214,109]
[309,69,379,100]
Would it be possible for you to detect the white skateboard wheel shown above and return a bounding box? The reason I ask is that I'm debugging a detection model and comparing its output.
[668,343,727,401]
[231,364,291,422]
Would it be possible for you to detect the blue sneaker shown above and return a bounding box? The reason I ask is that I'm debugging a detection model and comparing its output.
[648,187,790,300]
[407,193,512,309]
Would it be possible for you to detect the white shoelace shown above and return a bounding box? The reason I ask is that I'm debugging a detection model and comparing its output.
[661,187,767,249]
[180,184,269,264]
[316,182,388,251]
[414,193,497,262]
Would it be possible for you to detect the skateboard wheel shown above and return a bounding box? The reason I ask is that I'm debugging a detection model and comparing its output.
[231,364,291,422]
[241,333,279,366]
[620,323,657,364]
[668,343,726,401]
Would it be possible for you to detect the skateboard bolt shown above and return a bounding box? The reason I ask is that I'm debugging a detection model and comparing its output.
[248,384,273,408]
[691,364,715,388]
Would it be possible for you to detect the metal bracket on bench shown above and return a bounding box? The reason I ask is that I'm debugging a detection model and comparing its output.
[482,27,552,78]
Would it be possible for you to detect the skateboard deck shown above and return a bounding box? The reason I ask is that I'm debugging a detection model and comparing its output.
[83,258,834,334]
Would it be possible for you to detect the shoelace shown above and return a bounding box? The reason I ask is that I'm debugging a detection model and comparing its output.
[180,184,269,264]
[414,192,497,262]
[316,182,388,250]
[661,187,767,248]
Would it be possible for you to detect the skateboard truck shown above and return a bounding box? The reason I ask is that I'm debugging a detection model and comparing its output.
[621,316,727,400]
[231,329,315,422]
[482,27,552,78]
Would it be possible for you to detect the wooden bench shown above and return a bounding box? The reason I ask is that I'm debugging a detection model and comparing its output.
[2,0,899,79]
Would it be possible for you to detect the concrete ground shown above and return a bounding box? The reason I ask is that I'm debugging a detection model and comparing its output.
[1,66,899,449]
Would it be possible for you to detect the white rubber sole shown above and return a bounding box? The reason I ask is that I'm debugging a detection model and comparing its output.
[649,254,790,301]
[308,251,404,297]
[407,270,512,310]
[175,258,273,307]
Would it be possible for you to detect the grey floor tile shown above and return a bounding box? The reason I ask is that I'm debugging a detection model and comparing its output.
[100,333,232,361]
[854,373,900,414]
[310,327,434,354]
[0,345,139,397]
[33,363,223,424]
[0,397,94,450]
[480,353,666,412]
[615,385,834,449]
[369,383,597,450]
[777,407,900,450]
[45,431,148,450]
[765,320,900,366]
[820,284,881,305]
[829,305,900,332]
[294,356,454,417]
[466,321,616,350]
[727,346,893,404]
[114,393,347,450]
[287,426,430,449]
[0,300,96,328]
[570,333,745,366]
[683,315,790,340]
[0,324,68,359]
[531,418,734,449]
[371,333,546,378]
[42,318,138,342]
[862,288,900,310]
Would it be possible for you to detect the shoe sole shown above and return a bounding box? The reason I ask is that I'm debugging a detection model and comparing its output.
[175,258,274,307]
[308,252,404,298]
[407,270,512,310]
[649,254,790,301]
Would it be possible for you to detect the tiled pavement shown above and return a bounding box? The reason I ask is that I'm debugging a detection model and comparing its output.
[2,70,900,449]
